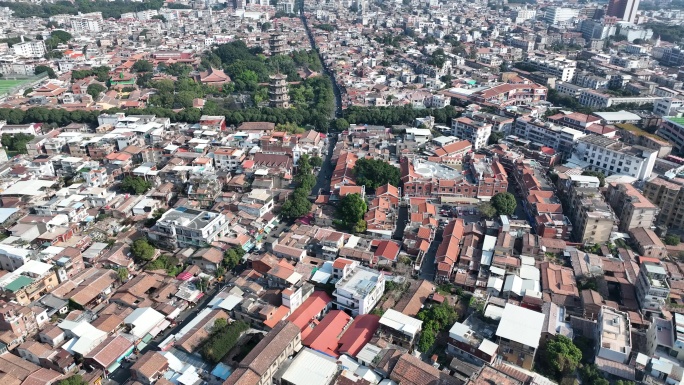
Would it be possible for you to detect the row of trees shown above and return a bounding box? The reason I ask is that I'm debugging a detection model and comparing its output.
[281,154,319,219]
[0,0,165,18]
[343,105,461,126]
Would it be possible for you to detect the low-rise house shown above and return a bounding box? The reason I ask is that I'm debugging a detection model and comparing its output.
[84,335,134,373]
[495,304,545,370]
[224,320,302,385]
[130,351,169,384]
[630,227,668,260]
[189,247,224,272]
[447,315,499,365]
[377,309,423,350]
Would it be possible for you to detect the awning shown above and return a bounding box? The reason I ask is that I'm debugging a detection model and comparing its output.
[149,320,171,337]
[176,272,193,281]
[107,361,121,374]
[136,341,148,351]
[142,334,154,344]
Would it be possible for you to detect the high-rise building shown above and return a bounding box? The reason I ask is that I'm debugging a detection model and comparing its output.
[606,0,640,24]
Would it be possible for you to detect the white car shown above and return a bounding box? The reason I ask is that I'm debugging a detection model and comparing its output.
[511,215,519,219]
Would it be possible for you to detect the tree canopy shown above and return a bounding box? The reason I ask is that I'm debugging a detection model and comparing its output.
[337,193,367,233]
[416,301,458,352]
[544,335,582,377]
[491,192,517,216]
[120,176,152,195]
[281,154,315,219]
[86,83,106,99]
[58,375,87,385]
[478,202,497,219]
[0,0,165,19]
[132,59,153,73]
[34,65,56,79]
[665,234,681,246]
[201,320,249,363]
[223,246,245,269]
[581,170,606,187]
[353,158,400,191]
[1,133,34,154]
[131,238,155,262]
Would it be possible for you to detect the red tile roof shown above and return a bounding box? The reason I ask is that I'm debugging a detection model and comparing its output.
[337,314,381,357]
[374,240,400,261]
[285,291,332,339]
[302,310,351,357]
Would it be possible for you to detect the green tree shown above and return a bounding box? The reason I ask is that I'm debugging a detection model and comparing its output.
[201,320,249,363]
[281,188,312,218]
[337,193,368,231]
[34,65,56,79]
[488,131,503,145]
[418,328,436,352]
[665,234,681,246]
[151,14,166,22]
[132,59,153,73]
[223,247,242,269]
[353,158,400,191]
[479,202,497,219]
[50,30,72,43]
[116,267,129,283]
[581,170,606,187]
[309,156,323,168]
[1,133,34,154]
[86,83,106,99]
[120,176,152,195]
[545,335,582,376]
[58,375,87,385]
[491,192,517,216]
[213,317,228,331]
[215,266,226,278]
[332,118,350,131]
[131,238,155,262]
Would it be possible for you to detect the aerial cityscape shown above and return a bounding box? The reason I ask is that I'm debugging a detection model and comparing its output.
[0,0,682,384]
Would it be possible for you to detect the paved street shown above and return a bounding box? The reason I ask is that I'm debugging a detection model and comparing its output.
[419,229,441,280]
[311,135,338,197]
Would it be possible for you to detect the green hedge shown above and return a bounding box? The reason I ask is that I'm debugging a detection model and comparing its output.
[201,320,249,363]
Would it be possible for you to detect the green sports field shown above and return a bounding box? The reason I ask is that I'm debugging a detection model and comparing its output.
[0,78,34,95]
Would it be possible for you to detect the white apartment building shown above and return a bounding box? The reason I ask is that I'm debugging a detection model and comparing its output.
[332,259,385,316]
[597,306,632,364]
[70,17,102,32]
[544,7,580,24]
[12,40,46,59]
[653,98,684,116]
[213,148,245,172]
[0,245,31,272]
[524,56,576,82]
[513,116,586,155]
[658,116,684,153]
[237,189,274,218]
[514,8,536,23]
[452,116,491,150]
[147,207,230,249]
[636,262,670,311]
[574,135,657,180]
[578,89,661,108]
